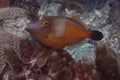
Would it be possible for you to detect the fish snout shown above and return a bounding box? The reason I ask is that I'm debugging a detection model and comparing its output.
[25,23,33,32]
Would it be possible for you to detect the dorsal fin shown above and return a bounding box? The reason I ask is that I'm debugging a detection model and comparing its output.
[70,14,89,29]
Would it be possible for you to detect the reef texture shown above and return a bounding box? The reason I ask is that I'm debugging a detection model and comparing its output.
[0,6,41,79]
[0,7,29,75]
[38,0,120,80]
[2,45,92,80]
[0,6,92,80]
[95,44,120,80]
[0,0,120,80]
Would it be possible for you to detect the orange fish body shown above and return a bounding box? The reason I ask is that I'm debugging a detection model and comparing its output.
[26,16,103,49]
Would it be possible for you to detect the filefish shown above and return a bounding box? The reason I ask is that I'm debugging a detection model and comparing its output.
[25,16,103,49]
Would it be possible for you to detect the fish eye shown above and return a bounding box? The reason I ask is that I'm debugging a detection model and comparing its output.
[43,20,49,27]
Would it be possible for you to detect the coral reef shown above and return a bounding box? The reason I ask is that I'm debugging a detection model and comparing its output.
[10,0,40,21]
[37,0,87,19]
[107,0,120,29]
[0,0,120,80]
[38,3,62,19]
[0,6,92,80]
[4,44,24,78]
[39,50,92,80]
[1,45,93,80]
[95,44,120,80]
[0,7,30,75]
[72,0,120,60]
[0,7,27,20]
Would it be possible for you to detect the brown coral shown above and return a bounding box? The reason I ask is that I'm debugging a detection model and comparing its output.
[4,44,24,78]
[1,41,93,80]
[19,35,41,64]
[38,50,92,80]
[27,49,92,80]
[95,44,120,80]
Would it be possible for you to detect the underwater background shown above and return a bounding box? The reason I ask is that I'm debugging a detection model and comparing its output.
[0,0,120,80]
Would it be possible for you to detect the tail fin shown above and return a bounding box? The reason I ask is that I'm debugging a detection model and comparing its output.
[89,30,103,41]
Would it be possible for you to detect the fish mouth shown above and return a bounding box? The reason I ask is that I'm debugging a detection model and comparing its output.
[25,21,41,35]
[25,22,33,32]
